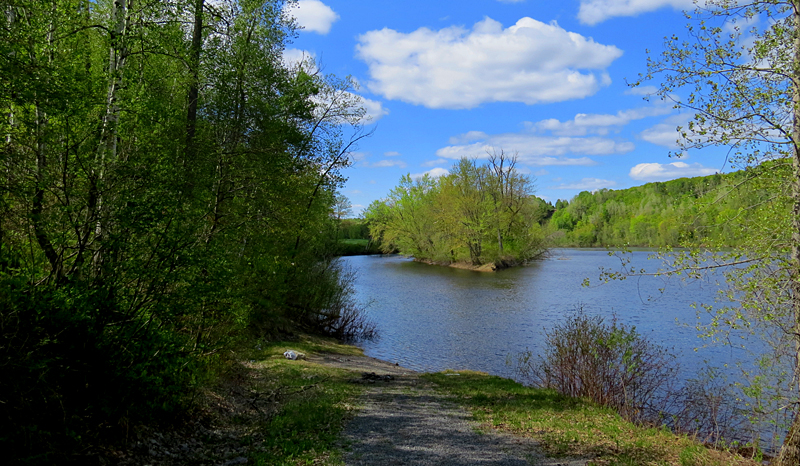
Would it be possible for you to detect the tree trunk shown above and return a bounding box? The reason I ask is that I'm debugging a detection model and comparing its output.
[777,3,800,465]
[93,0,131,276]
[185,0,203,162]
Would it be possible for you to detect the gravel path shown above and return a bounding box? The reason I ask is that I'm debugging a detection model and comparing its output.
[310,354,589,466]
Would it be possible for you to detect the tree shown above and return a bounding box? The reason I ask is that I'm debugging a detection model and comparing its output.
[366,157,547,266]
[0,0,370,459]
[636,1,800,462]
[333,192,353,221]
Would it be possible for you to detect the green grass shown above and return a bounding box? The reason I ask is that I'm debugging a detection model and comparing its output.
[244,337,363,466]
[424,370,758,466]
[336,239,381,256]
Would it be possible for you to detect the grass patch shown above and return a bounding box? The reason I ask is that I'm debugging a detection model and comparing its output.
[243,337,363,466]
[424,370,759,466]
[336,239,381,256]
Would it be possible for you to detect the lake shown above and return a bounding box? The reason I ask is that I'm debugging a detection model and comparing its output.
[342,248,757,382]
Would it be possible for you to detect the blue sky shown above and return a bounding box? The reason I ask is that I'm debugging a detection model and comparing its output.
[284,0,730,215]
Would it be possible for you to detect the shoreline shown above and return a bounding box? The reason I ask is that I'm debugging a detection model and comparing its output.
[412,258,519,272]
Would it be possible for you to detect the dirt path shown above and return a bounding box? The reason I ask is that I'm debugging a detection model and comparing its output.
[309,354,588,466]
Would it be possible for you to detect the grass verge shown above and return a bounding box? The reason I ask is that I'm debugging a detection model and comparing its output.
[240,336,363,466]
[424,370,761,466]
[336,239,381,256]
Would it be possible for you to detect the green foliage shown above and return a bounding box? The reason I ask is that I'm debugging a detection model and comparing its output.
[0,0,371,461]
[626,0,800,462]
[0,275,197,464]
[365,153,549,266]
[514,311,678,425]
[547,168,779,248]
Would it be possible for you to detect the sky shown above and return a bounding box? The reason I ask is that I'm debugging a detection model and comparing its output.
[283,0,732,216]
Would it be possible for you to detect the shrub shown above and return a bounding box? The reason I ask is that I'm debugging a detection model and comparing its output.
[0,276,195,465]
[515,311,678,424]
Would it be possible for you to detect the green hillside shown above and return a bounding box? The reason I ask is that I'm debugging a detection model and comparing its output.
[547,161,789,248]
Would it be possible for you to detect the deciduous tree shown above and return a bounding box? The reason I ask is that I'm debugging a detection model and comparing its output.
[636,1,800,461]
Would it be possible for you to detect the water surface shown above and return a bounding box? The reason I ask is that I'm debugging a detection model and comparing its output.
[344,249,753,381]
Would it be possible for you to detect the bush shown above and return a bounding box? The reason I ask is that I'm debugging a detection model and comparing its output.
[0,276,195,465]
[515,311,677,424]
[304,261,377,342]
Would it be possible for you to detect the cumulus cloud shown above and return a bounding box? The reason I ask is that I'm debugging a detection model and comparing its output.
[289,0,339,34]
[384,151,401,157]
[640,114,692,149]
[437,129,632,166]
[356,17,622,109]
[282,48,317,71]
[422,158,449,167]
[311,90,388,125]
[528,106,671,137]
[625,85,659,96]
[350,152,368,163]
[371,159,408,168]
[412,167,451,179]
[578,0,695,25]
[360,95,389,124]
[550,178,617,191]
[629,161,718,181]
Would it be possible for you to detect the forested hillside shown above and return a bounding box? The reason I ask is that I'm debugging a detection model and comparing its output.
[548,161,788,248]
[366,154,550,266]
[0,0,369,462]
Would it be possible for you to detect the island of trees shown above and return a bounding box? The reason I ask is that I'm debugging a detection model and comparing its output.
[365,153,551,270]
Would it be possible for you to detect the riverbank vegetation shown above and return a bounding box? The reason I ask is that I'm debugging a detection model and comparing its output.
[365,152,550,267]
[0,0,374,463]
[546,163,782,248]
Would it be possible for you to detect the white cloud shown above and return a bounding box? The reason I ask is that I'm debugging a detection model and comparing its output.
[625,85,659,96]
[422,158,449,167]
[578,0,695,25]
[528,106,671,137]
[550,178,617,191]
[282,48,317,71]
[640,114,692,149]
[360,95,389,124]
[350,152,368,162]
[371,159,408,168]
[411,167,450,179]
[437,130,632,166]
[312,90,388,125]
[629,161,718,181]
[356,17,622,109]
[289,0,339,34]
[384,151,401,157]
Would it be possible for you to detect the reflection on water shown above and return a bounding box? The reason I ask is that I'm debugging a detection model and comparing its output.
[343,249,754,381]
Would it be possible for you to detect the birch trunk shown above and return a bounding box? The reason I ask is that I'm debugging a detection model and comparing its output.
[776,3,800,464]
[92,0,131,275]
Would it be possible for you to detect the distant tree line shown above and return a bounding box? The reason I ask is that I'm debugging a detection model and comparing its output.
[547,164,782,248]
[366,153,550,266]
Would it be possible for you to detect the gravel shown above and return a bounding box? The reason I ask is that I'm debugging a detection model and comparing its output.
[316,355,589,466]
